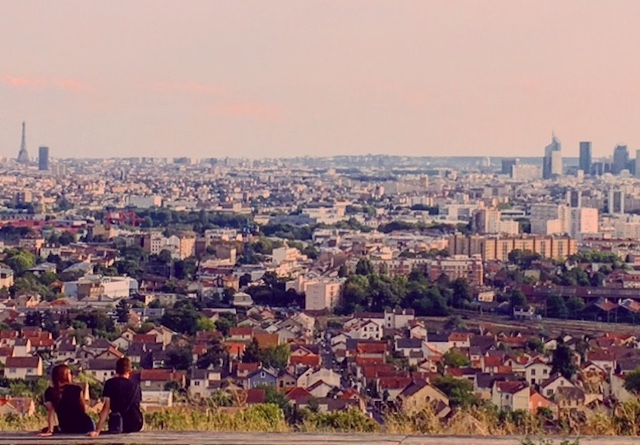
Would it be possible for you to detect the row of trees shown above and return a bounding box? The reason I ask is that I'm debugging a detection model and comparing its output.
[336,259,473,316]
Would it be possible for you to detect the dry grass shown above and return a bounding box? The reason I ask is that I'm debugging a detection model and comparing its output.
[4,399,640,436]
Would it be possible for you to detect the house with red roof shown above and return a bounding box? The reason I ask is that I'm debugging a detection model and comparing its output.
[229,327,253,341]
[586,349,616,372]
[492,381,530,411]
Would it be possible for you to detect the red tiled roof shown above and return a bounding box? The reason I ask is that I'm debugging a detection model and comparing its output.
[30,338,54,348]
[356,343,387,354]
[139,369,185,382]
[0,347,13,357]
[355,356,385,366]
[496,381,527,394]
[378,376,413,390]
[132,334,157,344]
[193,345,207,356]
[254,333,279,349]
[484,356,502,368]
[285,387,313,401]
[0,331,18,339]
[6,356,40,368]
[225,343,246,356]
[587,349,616,362]
[244,388,266,404]
[290,355,320,366]
[229,327,253,337]
[237,362,260,373]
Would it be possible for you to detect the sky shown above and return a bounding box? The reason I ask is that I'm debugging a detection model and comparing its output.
[1,1,640,159]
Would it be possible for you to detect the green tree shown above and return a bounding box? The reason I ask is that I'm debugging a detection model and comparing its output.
[196,316,216,332]
[623,367,640,393]
[355,258,374,275]
[197,337,228,369]
[546,295,568,319]
[566,296,585,316]
[444,315,466,331]
[510,289,528,309]
[58,231,75,245]
[450,278,473,309]
[160,301,200,335]
[165,346,193,370]
[260,344,290,371]
[215,314,237,337]
[526,337,544,354]
[551,343,576,379]
[115,299,131,324]
[443,349,471,368]
[432,375,479,408]
[75,310,115,334]
[5,249,36,276]
[243,338,261,363]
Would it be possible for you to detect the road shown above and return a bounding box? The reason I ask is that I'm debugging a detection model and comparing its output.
[0,432,638,445]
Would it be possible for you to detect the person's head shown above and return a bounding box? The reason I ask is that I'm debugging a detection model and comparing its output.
[51,364,72,394]
[115,357,132,378]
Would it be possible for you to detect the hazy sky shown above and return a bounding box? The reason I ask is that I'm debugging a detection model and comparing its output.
[2,1,640,159]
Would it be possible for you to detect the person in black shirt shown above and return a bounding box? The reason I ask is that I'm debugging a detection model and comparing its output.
[39,364,94,436]
[89,357,143,437]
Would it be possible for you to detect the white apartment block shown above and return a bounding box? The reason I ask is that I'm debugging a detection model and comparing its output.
[569,207,599,240]
[305,280,343,311]
[530,203,570,235]
[127,195,162,208]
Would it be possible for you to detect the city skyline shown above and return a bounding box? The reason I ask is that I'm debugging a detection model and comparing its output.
[3,1,640,159]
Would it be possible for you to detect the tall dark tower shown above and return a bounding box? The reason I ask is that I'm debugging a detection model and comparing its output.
[38,146,49,171]
[16,122,29,163]
[579,142,592,174]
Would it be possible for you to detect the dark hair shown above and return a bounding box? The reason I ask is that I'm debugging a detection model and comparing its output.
[50,364,72,401]
[115,357,132,375]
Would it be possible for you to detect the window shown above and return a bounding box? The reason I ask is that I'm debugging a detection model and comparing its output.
[194,381,200,386]
[145,380,151,387]
[531,369,536,376]
[9,368,16,373]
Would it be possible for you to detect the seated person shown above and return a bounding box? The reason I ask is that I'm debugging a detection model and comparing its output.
[89,357,143,436]
[40,364,94,436]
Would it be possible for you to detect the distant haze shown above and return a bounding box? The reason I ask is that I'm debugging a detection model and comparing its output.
[1,1,640,159]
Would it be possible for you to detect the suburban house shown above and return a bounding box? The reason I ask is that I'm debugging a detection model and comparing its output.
[4,356,43,379]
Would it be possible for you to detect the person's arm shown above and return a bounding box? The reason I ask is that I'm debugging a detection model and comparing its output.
[88,397,110,437]
[38,402,56,436]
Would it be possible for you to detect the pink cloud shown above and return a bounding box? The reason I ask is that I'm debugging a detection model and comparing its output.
[0,75,95,92]
[208,101,285,121]
[1,75,46,88]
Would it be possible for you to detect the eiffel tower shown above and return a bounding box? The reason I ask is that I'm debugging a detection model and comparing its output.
[16,121,29,163]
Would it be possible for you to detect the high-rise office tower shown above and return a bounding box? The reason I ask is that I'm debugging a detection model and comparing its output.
[38,146,49,171]
[579,142,592,174]
[612,144,629,174]
[608,189,625,214]
[566,190,582,208]
[501,158,517,175]
[635,150,640,178]
[543,134,562,179]
[16,121,29,163]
